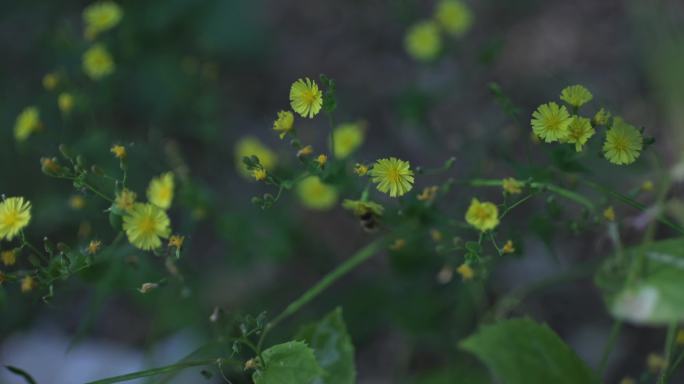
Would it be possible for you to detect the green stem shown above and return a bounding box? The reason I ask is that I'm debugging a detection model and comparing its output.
[598,320,623,376]
[85,358,236,384]
[658,322,678,384]
[468,179,594,211]
[327,112,336,159]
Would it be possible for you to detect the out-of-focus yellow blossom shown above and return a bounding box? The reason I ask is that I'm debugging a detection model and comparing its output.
[333,121,365,159]
[457,263,474,281]
[58,93,75,114]
[354,163,369,176]
[69,195,86,210]
[168,235,184,249]
[593,108,611,126]
[114,188,137,212]
[642,180,654,192]
[434,0,473,37]
[273,110,294,139]
[560,85,593,108]
[676,329,684,345]
[405,20,441,62]
[110,144,127,159]
[389,238,406,251]
[603,117,643,165]
[1,250,17,266]
[296,176,338,211]
[122,203,171,250]
[0,197,32,241]
[565,116,595,152]
[315,154,328,167]
[370,157,414,197]
[647,353,667,373]
[14,106,42,142]
[297,145,314,158]
[147,172,174,210]
[502,240,515,254]
[43,73,59,90]
[417,186,439,202]
[21,276,35,293]
[235,137,276,178]
[465,198,499,232]
[253,168,267,181]
[430,229,443,242]
[502,178,523,194]
[83,1,122,38]
[289,78,323,119]
[87,240,102,255]
[83,44,115,80]
[40,157,62,176]
[603,206,616,222]
[531,102,572,143]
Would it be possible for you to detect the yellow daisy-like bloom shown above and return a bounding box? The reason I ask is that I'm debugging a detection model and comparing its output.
[531,102,572,143]
[434,0,473,37]
[593,108,611,126]
[369,157,415,197]
[354,163,369,176]
[14,106,42,142]
[603,206,616,222]
[43,73,59,90]
[296,176,338,211]
[465,198,499,232]
[114,188,137,212]
[560,85,593,108]
[273,110,294,139]
[417,185,439,202]
[122,203,171,250]
[0,197,32,241]
[58,93,75,114]
[147,172,174,210]
[603,118,643,165]
[502,178,523,194]
[168,234,184,249]
[21,276,35,293]
[87,240,102,255]
[342,199,384,217]
[457,263,474,281]
[315,154,328,167]
[110,144,126,159]
[289,78,323,119]
[83,1,123,37]
[1,250,17,266]
[565,116,595,152]
[502,240,515,254]
[404,20,441,62]
[83,44,115,80]
[253,168,267,181]
[234,136,276,178]
[333,121,365,159]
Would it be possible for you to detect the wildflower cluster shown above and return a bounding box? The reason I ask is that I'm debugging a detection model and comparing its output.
[405,0,473,62]
[531,84,649,165]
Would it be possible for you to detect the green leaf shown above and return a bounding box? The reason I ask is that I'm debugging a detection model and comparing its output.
[5,366,37,384]
[253,341,323,384]
[460,318,598,384]
[295,308,355,384]
[596,237,684,325]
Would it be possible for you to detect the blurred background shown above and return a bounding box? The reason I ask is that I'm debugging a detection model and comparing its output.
[0,0,683,383]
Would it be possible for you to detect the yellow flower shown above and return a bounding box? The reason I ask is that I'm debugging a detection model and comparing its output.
[603,117,643,165]
[296,176,338,211]
[122,203,171,250]
[405,20,441,62]
[114,188,137,212]
[315,154,328,167]
[253,168,267,181]
[1,250,17,266]
[110,144,127,159]
[434,0,473,37]
[341,199,384,217]
[14,106,42,142]
[273,110,295,139]
[333,121,365,159]
[297,145,314,158]
[465,198,499,232]
[531,102,572,143]
[147,172,174,210]
[457,263,474,281]
[83,44,115,80]
[0,197,31,241]
[69,195,86,210]
[502,178,523,194]
[289,78,323,119]
[593,108,611,126]
[87,240,102,255]
[369,157,415,197]
[502,240,515,254]
[234,136,276,178]
[647,353,667,373]
[417,186,439,202]
[676,329,684,345]
[560,85,593,108]
[83,1,122,37]
[58,93,75,114]
[43,73,59,90]
[21,276,35,293]
[642,180,654,192]
[389,238,406,251]
[565,116,595,152]
[603,206,616,222]
[168,234,184,249]
[354,163,369,176]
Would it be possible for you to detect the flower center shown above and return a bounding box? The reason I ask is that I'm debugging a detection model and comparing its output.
[2,212,19,227]
[138,216,157,235]
[302,90,316,105]
[474,206,491,221]
[386,168,402,183]
[612,137,628,152]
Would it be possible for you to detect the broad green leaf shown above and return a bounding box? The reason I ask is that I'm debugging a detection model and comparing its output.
[596,237,684,325]
[253,341,323,384]
[460,318,598,384]
[295,308,355,384]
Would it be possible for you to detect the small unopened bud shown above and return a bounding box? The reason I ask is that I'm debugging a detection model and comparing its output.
[297,145,313,158]
[138,282,159,293]
[40,157,62,176]
[244,358,258,370]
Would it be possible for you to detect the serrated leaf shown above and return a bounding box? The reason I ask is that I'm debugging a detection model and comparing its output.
[295,308,355,384]
[460,318,598,384]
[596,237,684,325]
[253,341,323,384]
